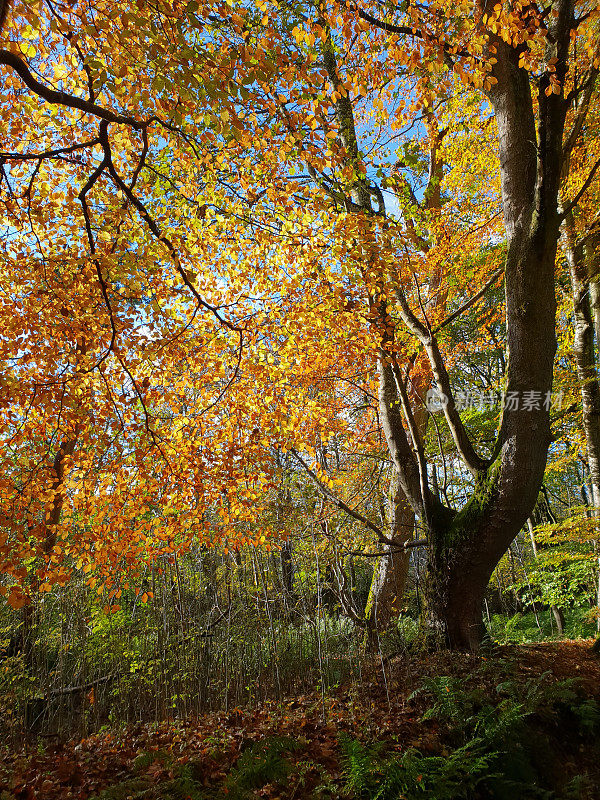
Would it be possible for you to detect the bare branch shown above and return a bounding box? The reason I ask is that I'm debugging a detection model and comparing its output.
[0,138,100,161]
[97,122,242,335]
[290,448,393,545]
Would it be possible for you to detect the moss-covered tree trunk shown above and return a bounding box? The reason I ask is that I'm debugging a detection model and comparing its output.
[421,470,500,648]
[383,25,569,647]
[320,0,580,649]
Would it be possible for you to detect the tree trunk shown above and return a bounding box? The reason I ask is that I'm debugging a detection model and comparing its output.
[321,0,577,650]
[278,488,295,599]
[587,230,600,349]
[528,512,565,633]
[566,217,600,512]
[416,16,576,648]
[565,215,600,636]
[551,606,566,635]
[364,470,414,646]
[363,125,446,637]
[424,541,488,649]
[280,540,294,595]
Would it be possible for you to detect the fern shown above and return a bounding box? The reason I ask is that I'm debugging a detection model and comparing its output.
[91,773,211,800]
[338,734,495,800]
[157,768,210,800]
[396,742,496,799]
[570,697,600,735]
[409,675,474,720]
[292,758,338,797]
[225,734,300,799]
[339,734,382,797]
[132,748,172,773]
[91,755,211,800]
[91,778,153,800]
[495,673,600,738]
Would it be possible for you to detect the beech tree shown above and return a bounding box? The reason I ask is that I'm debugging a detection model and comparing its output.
[561,69,600,637]
[1,0,599,649]
[239,0,600,647]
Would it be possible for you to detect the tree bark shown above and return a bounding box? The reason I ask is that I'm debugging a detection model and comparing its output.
[588,232,600,348]
[363,122,448,639]
[364,470,414,643]
[564,215,600,637]
[321,0,577,649]
[566,217,600,512]
[414,9,575,648]
[318,25,448,640]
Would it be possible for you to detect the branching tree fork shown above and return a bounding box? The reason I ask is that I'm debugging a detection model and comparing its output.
[289,0,600,646]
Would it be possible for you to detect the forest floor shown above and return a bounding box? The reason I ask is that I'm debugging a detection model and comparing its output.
[1,639,599,800]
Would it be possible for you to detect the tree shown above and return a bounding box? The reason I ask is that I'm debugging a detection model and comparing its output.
[560,60,600,638]
[242,0,598,647]
[1,0,599,649]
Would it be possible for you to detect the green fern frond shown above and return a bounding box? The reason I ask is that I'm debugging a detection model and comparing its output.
[225,734,300,799]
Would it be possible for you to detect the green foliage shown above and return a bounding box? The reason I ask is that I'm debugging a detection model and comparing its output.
[131,748,171,773]
[395,615,420,644]
[489,607,595,644]
[91,736,314,800]
[291,757,338,797]
[338,733,493,800]
[224,735,300,799]
[402,671,600,800]
[339,734,380,796]
[92,752,210,800]
[562,774,597,800]
[569,697,600,735]
[512,554,597,611]
[91,777,156,800]
[156,765,212,800]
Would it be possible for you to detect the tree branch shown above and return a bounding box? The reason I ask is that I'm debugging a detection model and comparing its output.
[290,448,393,545]
[559,157,600,222]
[0,138,100,161]
[347,539,428,557]
[433,268,504,332]
[562,64,599,158]
[393,284,488,474]
[0,49,144,127]
[97,122,242,335]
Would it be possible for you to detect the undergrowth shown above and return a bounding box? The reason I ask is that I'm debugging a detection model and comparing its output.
[339,734,494,799]
[80,669,600,800]
[224,736,301,799]
[401,669,600,800]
